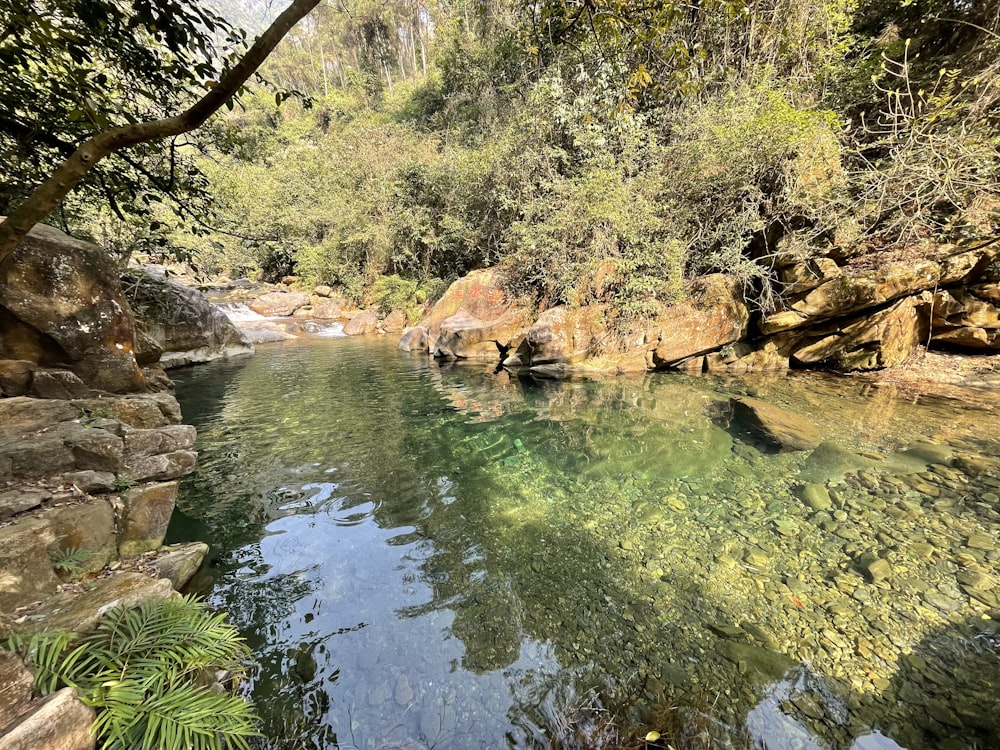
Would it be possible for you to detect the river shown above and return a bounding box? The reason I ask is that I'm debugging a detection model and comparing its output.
[167,337,1000,749]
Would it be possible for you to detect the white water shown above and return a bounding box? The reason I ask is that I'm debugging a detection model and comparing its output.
[303,321,347,338]
[216,303,347,338]
[217,302,267,322]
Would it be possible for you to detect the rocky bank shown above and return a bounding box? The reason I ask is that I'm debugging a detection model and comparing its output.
[392,241,1000,378]
[0,222,252,749]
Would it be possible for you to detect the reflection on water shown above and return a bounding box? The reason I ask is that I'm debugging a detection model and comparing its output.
[168,338,1000,749]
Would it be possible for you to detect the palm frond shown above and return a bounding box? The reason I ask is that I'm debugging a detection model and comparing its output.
[6,595,259,750]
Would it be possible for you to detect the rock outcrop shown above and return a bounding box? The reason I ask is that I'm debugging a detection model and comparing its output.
[0,221,144,392]
[649,274,750,368]
[433,308,534,360]
[399,269,536,360]
[760,247,985,335]
[517,305,610,366]
[787,296,929,371]
[124,270,253,368]
[0,224,232,750]
[0,392,199,611]
[403,270,751,373]
[928,287,1000,349]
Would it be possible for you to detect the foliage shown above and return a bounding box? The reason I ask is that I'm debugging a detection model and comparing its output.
[39,0,995,324]
[525,0,859,108]
[46,537,93,579]
[658,82,848,306]
[846,47,1000,246]
[0,0,245,223]
[499,75,845,314]
[5,595,259,750]
[370,274,448,319]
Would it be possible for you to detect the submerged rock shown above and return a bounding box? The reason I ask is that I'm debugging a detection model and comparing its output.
[798,483,832,511]
[730,397,822,452]
[799,442,877,483]
[717,640,796,683]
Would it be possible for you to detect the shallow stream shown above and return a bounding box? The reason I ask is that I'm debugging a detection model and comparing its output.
[168,338,1000,749]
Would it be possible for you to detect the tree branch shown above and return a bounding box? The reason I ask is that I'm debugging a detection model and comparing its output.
[0,0,322,266]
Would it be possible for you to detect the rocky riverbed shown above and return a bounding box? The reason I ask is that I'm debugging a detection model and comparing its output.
[168,339,1000,750]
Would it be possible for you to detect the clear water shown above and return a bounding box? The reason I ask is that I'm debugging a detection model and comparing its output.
[168,338,1000,750]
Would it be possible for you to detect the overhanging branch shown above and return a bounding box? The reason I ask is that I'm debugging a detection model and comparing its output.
[0,0,322,266]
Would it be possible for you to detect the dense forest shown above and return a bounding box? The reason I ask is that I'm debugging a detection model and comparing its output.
[3,0,998,323]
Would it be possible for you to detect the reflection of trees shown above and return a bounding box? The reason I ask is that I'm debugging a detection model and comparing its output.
[171,339,1000,748]
[214,543,344,750]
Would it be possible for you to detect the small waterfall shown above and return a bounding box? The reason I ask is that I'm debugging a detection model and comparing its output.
[301,321,347,338]
[217,302,267,322]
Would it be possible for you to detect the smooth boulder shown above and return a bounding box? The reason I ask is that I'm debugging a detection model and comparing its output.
[0,221,143,392]
[432,309,532,360]
[344,310,378,336]
[124,270,253,368]
[249,291,310,317]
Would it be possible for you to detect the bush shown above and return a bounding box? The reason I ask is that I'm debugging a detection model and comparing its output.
[6,595,259,750]
[848,51,1000,247]
[654,81,847,308]
[500,76,846,315]
[503,162,683,317]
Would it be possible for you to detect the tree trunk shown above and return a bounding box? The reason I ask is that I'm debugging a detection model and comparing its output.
[0,0,323,266]
[409,25,418,77]
[335,56,347,88]
[419,27,427,77]
[320,44,329,97]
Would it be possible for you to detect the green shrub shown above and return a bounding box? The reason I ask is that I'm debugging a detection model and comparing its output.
[370,274,419,316]
[503,161,683,317]
[369,274,449,320]
[655,81,847,308]
[6,595,259,750]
